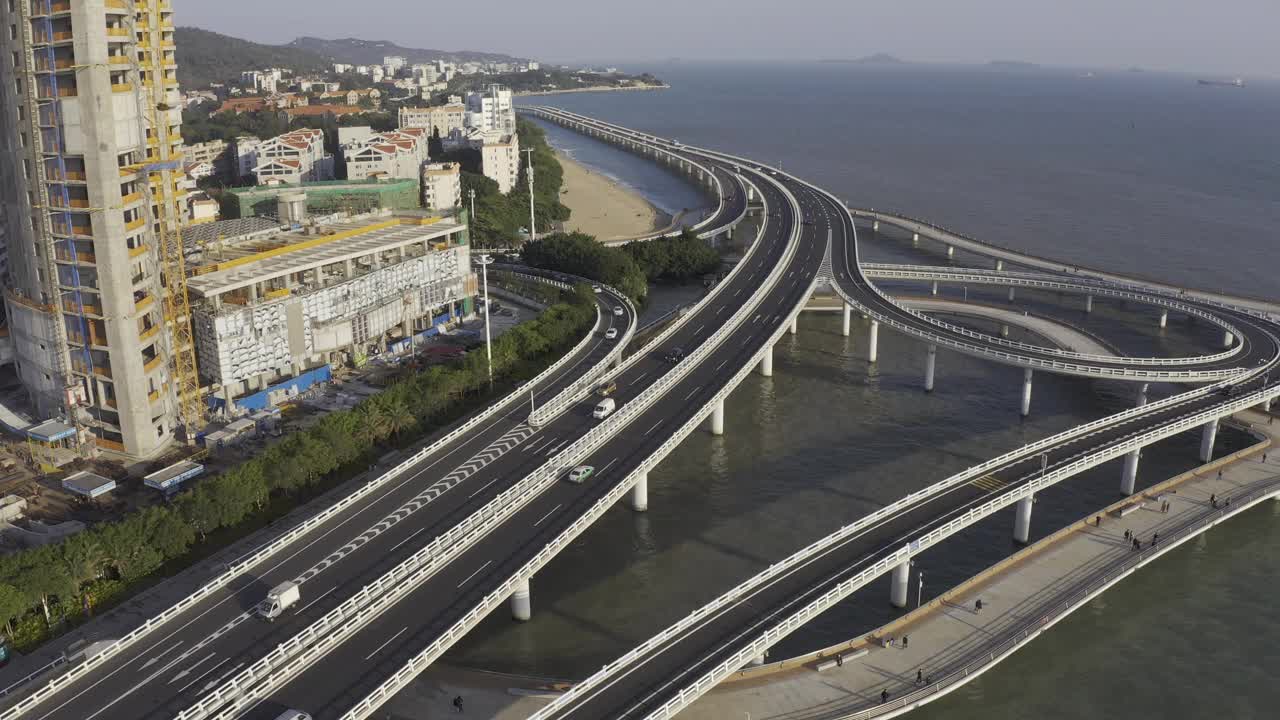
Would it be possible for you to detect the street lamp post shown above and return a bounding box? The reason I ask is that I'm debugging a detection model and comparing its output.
[477,254,494,385]
[917,569,924,609]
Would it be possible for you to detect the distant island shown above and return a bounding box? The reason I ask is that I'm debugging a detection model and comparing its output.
[822,53,907,65]
[988,60,1040,69]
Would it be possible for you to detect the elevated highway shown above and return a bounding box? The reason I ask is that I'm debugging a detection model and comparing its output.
[522,108,1280,720]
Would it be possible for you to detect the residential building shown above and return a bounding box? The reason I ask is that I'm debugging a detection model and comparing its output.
[398,103,466,137]
[343,129,430,182]
[382,56,406,74]
[0,0,197,456]
[253,129,333,185]
[465,85,516,134]
[283,104,363,121]
[333,63,352,74]
[318,88,381,108]
[233,136,263,181]
[189,212,475,400]
[370,66,385,83]
[185,139,231,180]
[184,161,216,181]
[187,193,220,225]
[218,96,268,114]
[421,163,462,213]
[481,134,521,194]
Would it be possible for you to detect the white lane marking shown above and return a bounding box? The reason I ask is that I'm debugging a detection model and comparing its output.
[734,289,742,297]
[599,458,619,475]
[544,438,570,457]
[168,652,216,684]
[388,526,427,554]
[294,585,337,616]
[457,560,494,589]
[468,476,500,499]
[524,436,549,454]
[633,371,649,385]
[363,627,409,661]
[138,641,183,670]
[533,503,563,527]
[684,386,702,401]
[174,657,230,696]
[644,419,663,436]
[694,324,705,335]
[716,359,729,372]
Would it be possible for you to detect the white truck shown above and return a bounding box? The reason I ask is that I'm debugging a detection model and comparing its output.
[593,398,616,420]
[257,581,301,622]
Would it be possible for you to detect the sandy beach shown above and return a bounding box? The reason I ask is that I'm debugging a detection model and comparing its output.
[555,151,665,242]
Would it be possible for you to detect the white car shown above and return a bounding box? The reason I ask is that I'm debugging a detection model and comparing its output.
[567,465,596,484]
[592,285,602,294]
[612,306,624,317]
[605,328,618,340]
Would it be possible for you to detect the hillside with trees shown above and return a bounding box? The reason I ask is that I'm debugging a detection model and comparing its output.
[175,27,331,90]
[286,37,526,66]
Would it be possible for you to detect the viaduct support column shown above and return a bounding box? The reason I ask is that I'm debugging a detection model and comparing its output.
[842,303,852,337]
[867,321,880,364]
[1013,495,1034,544]
[873,220,880,232]
[789,316,798,335]
[1159,309,1168,329]
[1020,368,1033,417]
[1263,397,1273,413]
[1121,449,1140,496]
[511,578,532,622]
[1136,383,1149,407]
[1085,295,1094,313]
[946,245,955,259]
[924,344,937,392]
[890,560,910,608]
[995,259,1004,272]
[709,399,725,436]
[1008,287,1016,303]
[912,232,919,246]
[758,346,774,377]
[931,281,939,296]
[1200,419,1219,462]
[630,472,648,512]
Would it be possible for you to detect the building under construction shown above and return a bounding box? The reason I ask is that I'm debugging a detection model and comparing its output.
[0,0,201,457]
[187,206,475,405]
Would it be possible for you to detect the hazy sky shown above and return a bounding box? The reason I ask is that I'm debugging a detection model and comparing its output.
[175,0,1276,76]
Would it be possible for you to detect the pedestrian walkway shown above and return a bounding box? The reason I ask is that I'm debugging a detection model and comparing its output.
[376,410,1279,720]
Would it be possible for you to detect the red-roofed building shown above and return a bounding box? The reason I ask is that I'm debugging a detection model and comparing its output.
[342,129,431,181]
[283,104,363,120]
[252,129,333,185]
[217,97,267,115]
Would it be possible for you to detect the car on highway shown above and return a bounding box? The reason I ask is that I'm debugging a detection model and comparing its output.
[274,711,312,720]
[593,397,617,419]
[592,284,602,293]
[663,347,686,363]
[257,581,301,622]
[567,465,596,484]
[605,328,618,340]
[597,380,617,397]
[613,306,624,316]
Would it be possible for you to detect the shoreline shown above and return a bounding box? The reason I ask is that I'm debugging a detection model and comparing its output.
[553,150,666,241]
[517,84,669,97]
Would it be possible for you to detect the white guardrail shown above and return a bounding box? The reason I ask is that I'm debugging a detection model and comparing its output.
[338,162,806,720]
[0,279,612,720]
[860,265,1246,366]
[636,380,1280,720]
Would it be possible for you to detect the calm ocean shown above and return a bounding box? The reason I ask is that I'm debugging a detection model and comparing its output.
[476,63,1280,718]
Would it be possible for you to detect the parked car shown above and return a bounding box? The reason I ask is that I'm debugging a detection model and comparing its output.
[567,465,596,484]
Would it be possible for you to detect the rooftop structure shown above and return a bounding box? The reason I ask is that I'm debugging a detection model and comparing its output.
[253,129,333,186]
[226,178,421,219]
[343,128,430,182]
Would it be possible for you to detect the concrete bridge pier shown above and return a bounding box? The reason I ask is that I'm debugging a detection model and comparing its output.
[1001,324,1010,338]
[1121,449,1140,495]
[912,232,919,246]
[1159,309,1169,329]
[1263,397,1274,413]
[995,259,1004,272]
[1223,330,1235,348]
[630,472,649,512]
[748,654,766,667]
[747,186,756,202]
[946,245,955,259]
[1007,287,1016,303]
[1200,419,1219,462]
[1136,383,1149,407]
[890,560,910,608]
[930,281,939,296]
[758,346,774,377]
[709,399,725,436]
[873,220,880,232]
[924,344,937,392]
[789,316,798,335]
[1085,295,1094,313]
[511,578,532,622]
[1020,368,1033,417]
[1013,495,1034,544]
[842,303,852,336]
[867,321,880,364]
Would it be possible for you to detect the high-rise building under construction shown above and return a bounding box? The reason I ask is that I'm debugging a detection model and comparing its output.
[0,0,200,457]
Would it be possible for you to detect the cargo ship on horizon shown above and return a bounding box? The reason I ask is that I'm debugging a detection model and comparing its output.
[1198,77,1245,87]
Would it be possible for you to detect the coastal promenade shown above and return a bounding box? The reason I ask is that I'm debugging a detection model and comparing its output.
[377,409,1278,719]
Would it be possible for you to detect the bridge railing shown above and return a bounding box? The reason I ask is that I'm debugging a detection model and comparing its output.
[0,280,614,720]
[862,264,1248,366]
[635,380,1280,719]
[340,161,807,720]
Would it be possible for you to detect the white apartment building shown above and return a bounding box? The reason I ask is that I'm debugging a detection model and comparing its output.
[253,129,334,185]
[383,56,406,73]
[333,63,352,74]
[343,129,430,182]
[464,85,515,134]
[398,103,466,137]
[421,163,462,213]
[481,134,521,194]
[233,136,263,181]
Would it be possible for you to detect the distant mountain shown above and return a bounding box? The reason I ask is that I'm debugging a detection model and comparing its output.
[175,27,331,90]
[823,53,907,65]
[286,37,527,66]
[988,60,1040,69]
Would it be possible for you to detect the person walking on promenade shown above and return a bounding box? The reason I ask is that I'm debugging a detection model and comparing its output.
[452,695,464,713]
[1132,537,1140,551]
[1210,493,1217,508]
[1152,532,1159,547]
[1095,515,1102,527]
[975,598,983,613]
[882,689,890,704]
[917,669,924,685]
[902,635,909,649]
[1124,529,1130,541]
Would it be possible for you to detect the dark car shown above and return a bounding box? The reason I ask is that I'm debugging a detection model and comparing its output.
[663,347,685,364]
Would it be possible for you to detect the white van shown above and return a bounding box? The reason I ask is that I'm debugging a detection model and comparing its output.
[257,581,301,622]
[593,398,616,420]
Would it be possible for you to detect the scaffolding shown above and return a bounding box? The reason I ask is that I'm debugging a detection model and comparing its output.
[128,1,203,437]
